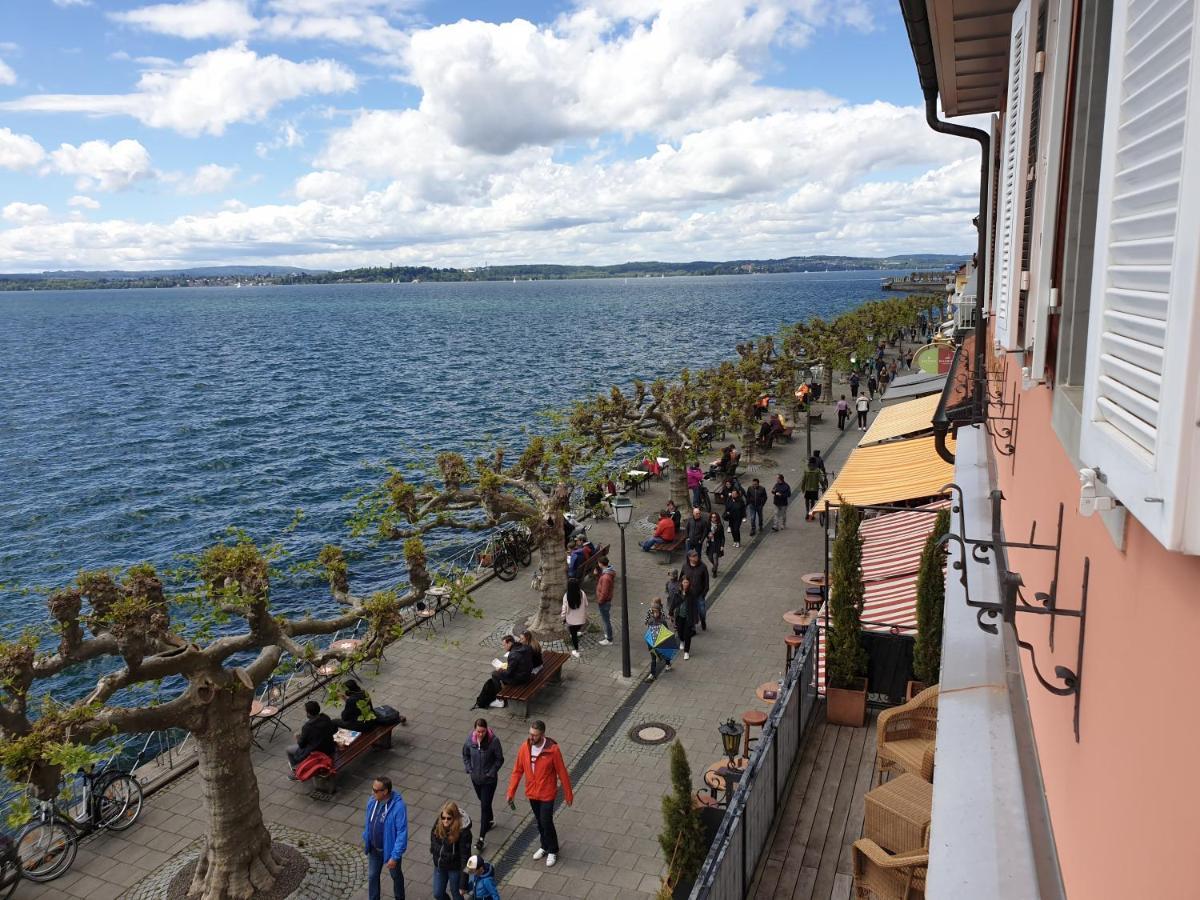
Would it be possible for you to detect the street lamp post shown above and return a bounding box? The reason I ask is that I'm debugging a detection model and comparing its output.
[611,492,634,678]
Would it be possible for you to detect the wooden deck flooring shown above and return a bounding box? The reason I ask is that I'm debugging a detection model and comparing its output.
[751,709,878,900]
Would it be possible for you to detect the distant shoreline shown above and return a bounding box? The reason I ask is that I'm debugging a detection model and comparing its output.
[0,255,966,293]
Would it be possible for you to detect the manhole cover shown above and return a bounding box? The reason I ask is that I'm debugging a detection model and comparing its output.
[628,721,677,745]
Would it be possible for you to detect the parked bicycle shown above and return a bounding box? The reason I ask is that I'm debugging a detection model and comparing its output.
[480,532,519,582]
[15,763,143,882]
[0,835,20,900]
[500,525,533,568]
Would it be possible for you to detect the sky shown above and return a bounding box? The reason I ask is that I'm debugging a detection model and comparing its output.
[0,1,980,272]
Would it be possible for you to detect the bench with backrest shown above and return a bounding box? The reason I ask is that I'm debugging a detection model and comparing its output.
[650,534,686,564]
[305,719,399,798]
[498,650,570,719]
[574,543,611,582]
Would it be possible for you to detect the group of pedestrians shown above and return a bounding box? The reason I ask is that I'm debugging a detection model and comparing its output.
[359,716,576,900]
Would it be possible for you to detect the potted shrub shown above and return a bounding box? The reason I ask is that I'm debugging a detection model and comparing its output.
[910,509,950,698]
[658,740,708,898]
[826,501,869,726]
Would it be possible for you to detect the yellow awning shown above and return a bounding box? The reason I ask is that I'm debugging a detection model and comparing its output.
[818,434,955,508]
[861,393,940,445]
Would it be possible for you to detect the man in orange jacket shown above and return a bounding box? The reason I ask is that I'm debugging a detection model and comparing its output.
[506,719,573,868]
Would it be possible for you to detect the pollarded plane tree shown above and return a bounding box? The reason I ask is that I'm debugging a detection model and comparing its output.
[0,539,413,900]
[355,440,580,637]
[569,370,721,509]
[709,338,775,462]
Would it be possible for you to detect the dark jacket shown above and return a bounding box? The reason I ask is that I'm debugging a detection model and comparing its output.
[669,590,699,636]
[724,495,747,524]
[772,480,792,507]
[706,519,726,551]
[745,484,768,511]
[298,712,337,756]
[684,515,707,546]
[429,812,473,871]
[498,643,533,685]
[463,728,505,785]
[681,558,710,598]
[340,688,371,725]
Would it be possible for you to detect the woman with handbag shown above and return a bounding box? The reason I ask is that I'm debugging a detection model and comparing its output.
[705,511,726,577]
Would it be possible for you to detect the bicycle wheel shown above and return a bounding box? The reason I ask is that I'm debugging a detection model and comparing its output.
[493,550,518,581]
[15,820,76,882]
[0,844,20,900]
[97,772,143,831]
[699,489,712,514]
[517,539,532,567]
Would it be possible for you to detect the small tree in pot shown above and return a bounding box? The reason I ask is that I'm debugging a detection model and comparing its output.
[658,740,707,897]
[826,500,869,726]
[911,509,949,693]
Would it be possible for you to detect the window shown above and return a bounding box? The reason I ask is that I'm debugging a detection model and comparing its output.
[1079,0,1200,554]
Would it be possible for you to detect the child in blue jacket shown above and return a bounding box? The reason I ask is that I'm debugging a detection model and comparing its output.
[461,854,500,899]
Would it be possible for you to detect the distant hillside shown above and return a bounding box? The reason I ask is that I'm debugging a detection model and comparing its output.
[0,254,967,291]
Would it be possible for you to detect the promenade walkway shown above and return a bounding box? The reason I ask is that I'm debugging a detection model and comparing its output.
[19,379,880,900]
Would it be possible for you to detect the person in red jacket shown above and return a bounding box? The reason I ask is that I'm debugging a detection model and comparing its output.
[640,510,676,551]
[506,720,573,868]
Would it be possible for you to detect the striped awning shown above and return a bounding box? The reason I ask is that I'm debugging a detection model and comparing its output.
[860,500,951,582]
[860,394,940,446]
[818,435,954,509]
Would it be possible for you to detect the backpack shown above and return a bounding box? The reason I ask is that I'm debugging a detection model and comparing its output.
[294,751,334,781]
[372,705,403,727]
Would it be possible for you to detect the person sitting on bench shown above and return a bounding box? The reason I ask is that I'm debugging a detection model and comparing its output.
[640,510,677,551]
[287,700,337,775]
[475,635,532,710]
[336,679,373,729]
[521,629,544,674]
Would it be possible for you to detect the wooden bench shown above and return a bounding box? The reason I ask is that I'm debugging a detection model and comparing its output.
[498,650,570,719]
[574,544,611,582]
[308,720,399,798]
[650,535,686,565]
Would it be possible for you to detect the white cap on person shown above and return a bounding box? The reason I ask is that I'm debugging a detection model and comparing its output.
[467,855,481,870]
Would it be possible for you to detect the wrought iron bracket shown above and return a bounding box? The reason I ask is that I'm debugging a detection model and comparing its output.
[984,355,1020,463]
[938,484,1088,741]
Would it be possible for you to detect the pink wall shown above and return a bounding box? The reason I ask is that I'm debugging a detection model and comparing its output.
[994,360,1200,899]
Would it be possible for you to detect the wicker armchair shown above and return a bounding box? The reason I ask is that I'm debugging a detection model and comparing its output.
[875,684,938,785]
[852,840,927,899]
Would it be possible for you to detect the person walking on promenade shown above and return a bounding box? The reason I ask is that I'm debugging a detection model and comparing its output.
[705,511,726,577]
[644,598,675,681]
[771,474,792,531]
[506,720,574,868]
[686,461,705,508]
[856,393,870,430]
[836,395,849,431]
[672,578,699,660]
[560,578,588,659]
[463,718,504,849]
[681,549,710,630]
[745,478,768,536]
[363,776,408,900]
[640,509,676,551]
[463,854,501,900]
[867,374,878,400]
[811,450,827,476]
[724,488,747,548]
[594,557,615,646]
[665,567,683,616]
[684,506,707,555]
[430,801,473,900]
[849,372,860,397]
[801,459,823,520]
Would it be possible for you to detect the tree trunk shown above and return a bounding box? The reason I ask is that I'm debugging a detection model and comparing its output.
[188,684,281,900]
[531,527,569,639]
[669,466,689,509]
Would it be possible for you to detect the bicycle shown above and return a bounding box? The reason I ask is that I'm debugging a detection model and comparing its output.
[0,835,19,900]
[500,525,533,568]
[15,765,143,882]
[480,533,518,582]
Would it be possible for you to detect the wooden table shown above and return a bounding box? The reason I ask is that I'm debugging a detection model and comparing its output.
[756,681,783,704]
[329,638,362,654]
[864,773,933,853]
[625,470,649,494]
[801,572,826,588]
[783,610,814,634]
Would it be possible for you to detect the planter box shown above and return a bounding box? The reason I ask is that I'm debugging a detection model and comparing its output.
[826,678,868,727]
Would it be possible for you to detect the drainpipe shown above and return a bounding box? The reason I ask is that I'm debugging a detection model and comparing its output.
[898,0,991,464]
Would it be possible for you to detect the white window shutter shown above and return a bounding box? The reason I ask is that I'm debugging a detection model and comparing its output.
[984,114,999,319]
[1027,0,1073,382]
[1081,0,1200,553]
[992,0,1033,351]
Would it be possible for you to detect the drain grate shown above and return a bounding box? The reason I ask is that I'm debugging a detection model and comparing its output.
[628,721,677,746]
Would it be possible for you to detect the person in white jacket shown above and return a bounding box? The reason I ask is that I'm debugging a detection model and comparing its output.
[561,578,589,659]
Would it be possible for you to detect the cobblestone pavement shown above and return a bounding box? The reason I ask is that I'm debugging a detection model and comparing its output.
[17,377,872,900]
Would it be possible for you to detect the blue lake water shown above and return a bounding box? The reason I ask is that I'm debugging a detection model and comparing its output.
[0,271,899,671]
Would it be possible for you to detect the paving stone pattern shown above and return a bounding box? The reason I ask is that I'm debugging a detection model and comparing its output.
[18,375,873,900]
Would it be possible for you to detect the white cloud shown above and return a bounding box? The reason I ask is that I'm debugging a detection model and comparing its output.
[111,0,257,40]
[49,139,154,191]
[255,122,304,158]
[68,195,101,209]
[294,170,367,202]
[52,0,92,6]
[0,128,45,170]
[2,202,52,225]
[0,57,16,85]
[1,43,356,136]
[172,163,239,194]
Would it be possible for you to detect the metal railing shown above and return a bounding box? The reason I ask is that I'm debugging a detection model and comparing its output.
[690,623,819,899]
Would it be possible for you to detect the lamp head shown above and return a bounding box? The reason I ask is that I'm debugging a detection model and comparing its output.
[611,493,634,526]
